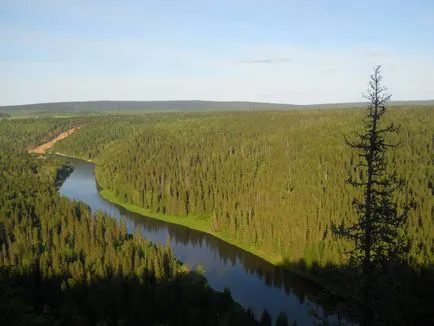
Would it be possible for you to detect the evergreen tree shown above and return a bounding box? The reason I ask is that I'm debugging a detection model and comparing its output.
[275,311,289,326]
[332,66,413,325]
[260,309,272,326]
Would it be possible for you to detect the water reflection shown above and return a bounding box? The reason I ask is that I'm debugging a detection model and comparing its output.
[117,203,320,300]
[60,157,329,324]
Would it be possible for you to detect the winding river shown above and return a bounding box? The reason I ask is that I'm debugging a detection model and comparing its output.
[60,157,336,325]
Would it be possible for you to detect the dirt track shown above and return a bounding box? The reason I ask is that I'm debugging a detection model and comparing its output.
[29,128,78,154]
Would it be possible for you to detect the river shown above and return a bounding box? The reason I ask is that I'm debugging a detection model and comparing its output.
[59,157,338,325]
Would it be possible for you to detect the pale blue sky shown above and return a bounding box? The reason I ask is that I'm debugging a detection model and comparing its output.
[1,0,433,105]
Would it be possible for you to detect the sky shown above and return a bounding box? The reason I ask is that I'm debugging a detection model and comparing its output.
[1,0,433,106]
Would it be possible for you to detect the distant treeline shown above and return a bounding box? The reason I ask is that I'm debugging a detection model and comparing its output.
[0,100,296,114]
[1,100,433,115]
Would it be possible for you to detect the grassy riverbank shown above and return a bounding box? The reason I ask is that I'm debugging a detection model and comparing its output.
[52,152,331,287]
[51,151,93,162]
[100,189,281,262]
[99,188,325,285]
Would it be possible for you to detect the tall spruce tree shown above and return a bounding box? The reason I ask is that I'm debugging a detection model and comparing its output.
[332,66,413,325]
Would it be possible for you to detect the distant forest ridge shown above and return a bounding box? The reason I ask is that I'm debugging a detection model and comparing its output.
[1,100,433,113]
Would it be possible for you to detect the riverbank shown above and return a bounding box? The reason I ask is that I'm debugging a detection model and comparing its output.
[53,152,92,162]
[57,152,359,311]
[99,187,325,286]
[53,152,330,287]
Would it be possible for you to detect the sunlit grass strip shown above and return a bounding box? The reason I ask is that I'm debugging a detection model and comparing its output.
[99,188,327,285]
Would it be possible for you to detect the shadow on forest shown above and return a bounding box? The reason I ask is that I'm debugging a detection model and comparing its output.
[114,204,325,296]
[277,258,434,325]
[102,202,434,325]
[58,160,433,325]
[0,267,264,326]
[109,203,434,325]
[118,204,322,295]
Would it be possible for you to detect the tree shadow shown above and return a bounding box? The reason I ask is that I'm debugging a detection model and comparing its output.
[278,258,434,325]
[0,268,263,326]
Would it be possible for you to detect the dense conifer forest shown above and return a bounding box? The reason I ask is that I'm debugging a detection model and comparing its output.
[1,107,433,324]
[0,119,266,325]
[53,107,434,323]
[54,108,433,271]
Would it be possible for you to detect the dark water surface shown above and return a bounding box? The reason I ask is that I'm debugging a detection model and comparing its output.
[60,157,335,325]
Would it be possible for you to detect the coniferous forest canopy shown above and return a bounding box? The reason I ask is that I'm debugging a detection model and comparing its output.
[0,119,265,325]
[53,106,434,323]
[54,107,433,269]
[1,105,433,325]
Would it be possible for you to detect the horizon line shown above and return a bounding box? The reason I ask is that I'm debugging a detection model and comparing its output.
[1,98,434,109]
